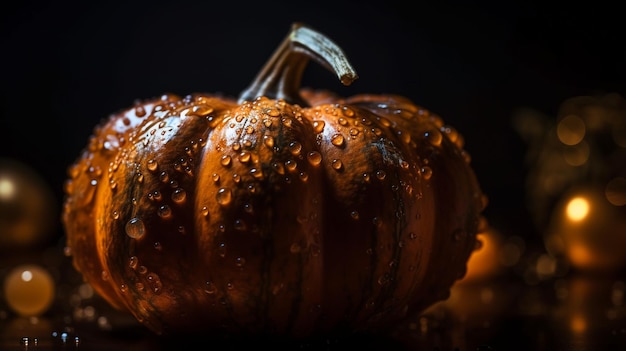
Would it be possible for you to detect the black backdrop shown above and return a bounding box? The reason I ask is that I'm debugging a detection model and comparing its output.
[1,0,624,250]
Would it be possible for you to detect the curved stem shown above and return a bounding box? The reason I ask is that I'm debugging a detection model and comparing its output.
[238,23,359,107]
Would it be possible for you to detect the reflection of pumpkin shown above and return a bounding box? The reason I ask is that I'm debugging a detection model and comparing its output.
[62,23,485,338]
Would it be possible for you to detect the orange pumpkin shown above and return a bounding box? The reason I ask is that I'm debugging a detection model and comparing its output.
[62,23,486,338]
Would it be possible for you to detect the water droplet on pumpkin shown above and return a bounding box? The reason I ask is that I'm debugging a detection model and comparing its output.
[350,210,359,220]
[425,129,443,146]
[237,151,250,164]
[288,141,302,155]
[158,205,172,218]
[377,273,390,285]
[307,151,322,166]
[146,273,162,294]
[129,256,138,269]
[216,188,232,206]
[331,134,345,147]
[272,162,285,175]
[267,108,280,117]
[363,173,371,182]
[290,243,302,253]
[332,159,343,171]
[285,159,297,172]
[204,281,216,294]
[218,243,226,257]
[200,206,209,217]
[221,155,232,167]
[147,159,158,172]
[172,188,186,203]
[159,171,169,183]
[235,257,246,267]
[341,106,355,117]
[234,219,246,231]
[376,170,386,180]
[421,166,432,180]
[313,120,325,133]
[135,105,147,117]
[125,218,145,239]
[263,135,275,148]
[338,117,348,126]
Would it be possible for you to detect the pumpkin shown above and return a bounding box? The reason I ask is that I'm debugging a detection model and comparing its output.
[62,23,486,338]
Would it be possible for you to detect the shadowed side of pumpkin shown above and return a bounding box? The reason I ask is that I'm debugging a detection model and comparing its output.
[62,23,485,338]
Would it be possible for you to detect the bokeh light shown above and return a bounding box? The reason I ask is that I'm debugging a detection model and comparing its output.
[0,158,57,250]
[3,264,55,317]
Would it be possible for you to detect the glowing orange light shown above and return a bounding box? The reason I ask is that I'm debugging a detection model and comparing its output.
[570,314,587,333]
[566,197,589,222]
[567,244,594,267]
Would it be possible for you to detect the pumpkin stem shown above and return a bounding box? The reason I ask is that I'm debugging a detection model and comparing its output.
[238,23,358,107]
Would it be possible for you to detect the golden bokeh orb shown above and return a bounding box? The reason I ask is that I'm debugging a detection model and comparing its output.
[3,264,55,316]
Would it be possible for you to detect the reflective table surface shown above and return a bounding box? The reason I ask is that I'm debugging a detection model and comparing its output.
[2,252,625,351]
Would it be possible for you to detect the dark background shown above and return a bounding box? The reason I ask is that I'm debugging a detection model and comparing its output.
[1,0,624,250]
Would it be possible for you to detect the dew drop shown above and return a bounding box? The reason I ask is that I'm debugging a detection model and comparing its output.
[171,188,186,203]
[272,162,285,175]
[331,134,345,147]
[129,256,138,269]
[313,120,325,133]
[285,159,298,172]
[424,129,443,147]
[234,219,247,231]
[158,205,172,218]
[125,218,145,239]
[288,141,302,155]
[220,155,232,167]
[200,206,209,217]
[212,173,220,183]
[341,106,355,117]
[350,210,359,220]
[238,151,251,163]
[263,135,275,148]
[307,151,322,166]
[146,273,162,294]
[332,159,343,171]
[290,243,302,253]
[216,188,232,206]
[250,168,264,179]
[135,105,147,117]
[147,159,158,172]
[421,166,433,180]
[235,257,246,267]
[376,170,386,180]
[204,281,216,294]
